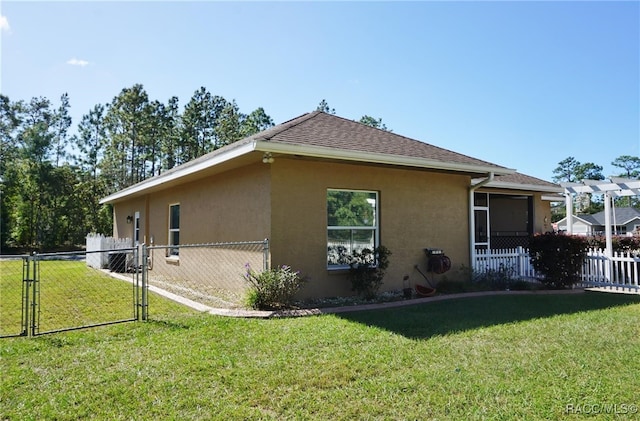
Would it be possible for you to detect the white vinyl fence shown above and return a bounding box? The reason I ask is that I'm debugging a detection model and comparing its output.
[86,234,133,269]
[581,249,640,292]
[473,247,640,292]
[473,247,540,280]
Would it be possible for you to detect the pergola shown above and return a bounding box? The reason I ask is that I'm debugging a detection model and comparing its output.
[561,177,640,258]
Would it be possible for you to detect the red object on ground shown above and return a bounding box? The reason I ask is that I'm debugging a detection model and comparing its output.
[415,284,436,297]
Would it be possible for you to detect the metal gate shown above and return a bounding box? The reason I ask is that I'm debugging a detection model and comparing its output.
[0,248,145,337]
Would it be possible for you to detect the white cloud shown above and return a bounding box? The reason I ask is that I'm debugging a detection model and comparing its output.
[67,58,90,67]
[0,15,10,32]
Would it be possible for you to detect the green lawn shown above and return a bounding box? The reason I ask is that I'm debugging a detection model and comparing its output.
[0,259,185,336]
[1,290,639,420]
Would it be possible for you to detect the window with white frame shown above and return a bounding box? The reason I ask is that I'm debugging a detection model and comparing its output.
[168,204,180,256]
[327,189,378,268]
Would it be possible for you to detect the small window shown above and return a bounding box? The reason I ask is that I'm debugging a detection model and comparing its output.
[168,204,180,256]
[327,189,378,268]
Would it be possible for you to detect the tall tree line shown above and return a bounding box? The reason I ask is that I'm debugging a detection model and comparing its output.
[0,85,274,251]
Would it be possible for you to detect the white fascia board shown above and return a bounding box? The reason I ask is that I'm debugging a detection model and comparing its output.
[100,141,257,204]
[542,193,565,201]
[479,180,563,193]
[101,138,516,204]
[254,141,515,176]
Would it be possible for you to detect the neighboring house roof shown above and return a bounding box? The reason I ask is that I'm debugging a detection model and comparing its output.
[472,172,562,194]
[588,207,640,226]
[556,214,598,227]
[101,111,521,204]
[557,207,640,227]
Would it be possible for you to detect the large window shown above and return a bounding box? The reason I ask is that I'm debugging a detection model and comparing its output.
[168,204,180,256]
[327,189,378,268]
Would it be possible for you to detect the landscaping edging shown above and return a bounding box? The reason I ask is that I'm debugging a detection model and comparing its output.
[206,288,587,319]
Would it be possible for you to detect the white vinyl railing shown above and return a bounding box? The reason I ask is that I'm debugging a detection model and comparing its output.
[473,247,640,292]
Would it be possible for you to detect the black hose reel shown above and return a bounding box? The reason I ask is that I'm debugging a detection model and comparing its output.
[425,248,451,275]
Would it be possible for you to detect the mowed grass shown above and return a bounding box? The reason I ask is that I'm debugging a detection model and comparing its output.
[0,259,186,336]
[2,281,639,420]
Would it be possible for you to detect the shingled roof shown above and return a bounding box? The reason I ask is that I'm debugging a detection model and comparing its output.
[252,111,510,170]
[102,111,520,203]
[473,171,562,193]
[584,207,640,226]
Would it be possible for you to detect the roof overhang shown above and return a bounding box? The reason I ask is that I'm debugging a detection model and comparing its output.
[101,139,515,204]
[542,193,565,202]
[473,179,563,194]
[618,216,640,226]
[100,141,256,204]
[254,140,515,176]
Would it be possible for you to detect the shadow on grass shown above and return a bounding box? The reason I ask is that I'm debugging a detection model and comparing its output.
[337,291,640,339]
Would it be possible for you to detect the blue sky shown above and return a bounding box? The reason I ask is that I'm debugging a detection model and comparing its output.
[1,1,638,182]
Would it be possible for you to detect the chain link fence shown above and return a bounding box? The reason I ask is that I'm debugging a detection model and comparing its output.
[34,250,140,335]
[146,240,269,311]
[0,255,29,337]
[0,250,140,337]
[1,240,269,337]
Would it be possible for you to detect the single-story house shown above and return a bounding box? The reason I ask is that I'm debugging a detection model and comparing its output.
[556,207,640,236]
[100,111,562,299]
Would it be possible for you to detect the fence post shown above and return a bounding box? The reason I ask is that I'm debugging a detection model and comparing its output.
[141,244,148,321]
[30,253,39,337]
[263,239,270,271]
[21,256,30,337]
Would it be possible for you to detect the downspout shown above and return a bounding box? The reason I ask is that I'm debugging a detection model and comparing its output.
[469,172,495,269]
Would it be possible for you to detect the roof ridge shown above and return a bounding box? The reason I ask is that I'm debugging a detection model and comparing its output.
[254,111,320,141]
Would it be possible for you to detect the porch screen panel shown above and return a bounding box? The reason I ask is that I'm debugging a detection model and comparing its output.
[474,209,488,243]
[327,189,378,268]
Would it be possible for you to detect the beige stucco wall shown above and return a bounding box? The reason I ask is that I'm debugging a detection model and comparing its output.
[110,157,554,300]
[112,163,271,297]
[112,196,147,244]
[114,163,271,246]
[269,158,471,298]
[532,193,553,233]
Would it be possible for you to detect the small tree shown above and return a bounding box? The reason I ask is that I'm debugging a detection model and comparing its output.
[529,233,589,289]
[347,245,391,299]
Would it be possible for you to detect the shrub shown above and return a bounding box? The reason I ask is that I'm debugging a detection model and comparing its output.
[587,235,640,253]
[243,264,306,310]
[529,232,589,289]
[347,245,391,299]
